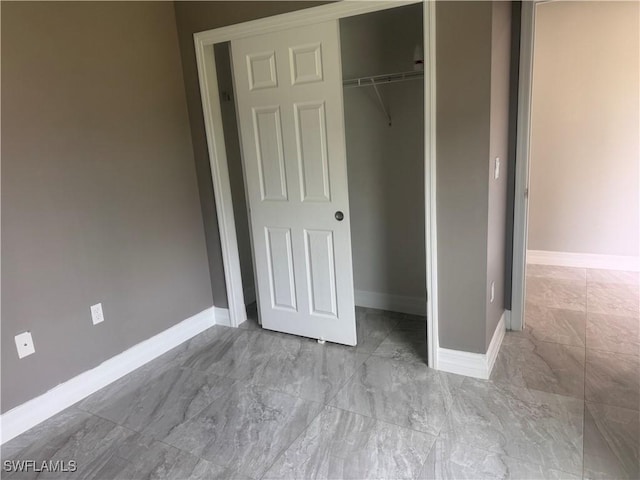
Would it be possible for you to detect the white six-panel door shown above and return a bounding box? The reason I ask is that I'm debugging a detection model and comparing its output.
[231,20,356,345]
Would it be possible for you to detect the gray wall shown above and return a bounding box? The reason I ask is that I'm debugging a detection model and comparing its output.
[1,2,213,411]
[173,1,512,354]
[436,1,492,353]
[486,2,511,347]
[528,1,640,257]
[436,1,511,353]
[173,1,330,309]
[340,6,426,300]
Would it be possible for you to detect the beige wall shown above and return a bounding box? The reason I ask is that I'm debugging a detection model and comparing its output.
[528,1,640,257]
[1,2,213,411]
[341,5,426,301]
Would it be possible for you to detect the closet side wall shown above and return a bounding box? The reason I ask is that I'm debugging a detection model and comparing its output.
[436,1,493,353]
[486,1,511,348]
[340,7,426,308]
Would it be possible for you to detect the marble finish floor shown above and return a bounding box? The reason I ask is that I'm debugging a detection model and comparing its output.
[492,265,639,479]
[2,267,638,479]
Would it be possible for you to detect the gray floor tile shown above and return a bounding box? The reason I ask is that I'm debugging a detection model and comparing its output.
[178,327,245,373]
[527,264,587,282]
[418,435,581,479]
[89,432,250,480]
[587,269,640,287]
[586,312,640,357]
[587,281,640,318]
[491,334,585,399]
[583,402,640,480]
[162,381,323,479]
[353,307,400,353]
[1,408,93,461]
[183,328,285,381]
[519,302,586,347]
[2,408,138,479]
[82,367,235,440]
[239,303,261,331]
[526,276,586,312]
[77,326,226,414]
[585,349,640,410]
[264,405,435,480]
[440,378,584,475]
[329,355,463,436]
[248,335,368,403]
[371,318,428,364]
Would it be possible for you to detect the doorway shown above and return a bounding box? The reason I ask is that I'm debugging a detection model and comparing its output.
[194,1,439,366]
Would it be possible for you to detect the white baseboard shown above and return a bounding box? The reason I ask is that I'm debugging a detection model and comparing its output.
[527,250,640,272]
[436,311,506,379]
[0,307,216,445]
[213,306,231,327]
[355,290,426,316]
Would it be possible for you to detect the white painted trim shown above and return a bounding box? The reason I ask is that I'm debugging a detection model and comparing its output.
[195,41,246,329]
[193,0,438,369]
[437,311,506,379]
[424,0,439,369]
[213,306,231,327]
[485,311,507,375]
[527,250,640,272]
[510,1,537,332]
[355,290,426,316]
[0,308,216,445]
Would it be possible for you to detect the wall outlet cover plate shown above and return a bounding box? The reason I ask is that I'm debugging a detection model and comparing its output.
[15,332,35,359]
[91,303,104,325]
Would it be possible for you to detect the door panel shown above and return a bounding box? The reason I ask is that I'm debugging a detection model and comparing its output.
[295,102,331,202]
[252,106,287,201]
[265,227,297,311]
[231,21,356,345]
[304,229,338,317]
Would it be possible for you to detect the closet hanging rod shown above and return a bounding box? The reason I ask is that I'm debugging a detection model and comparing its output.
[342,70,424,89]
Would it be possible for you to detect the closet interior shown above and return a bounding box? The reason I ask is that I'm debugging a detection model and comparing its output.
[215,2,426,359]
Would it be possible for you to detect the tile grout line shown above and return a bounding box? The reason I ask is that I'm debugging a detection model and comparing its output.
[583,270,589,479]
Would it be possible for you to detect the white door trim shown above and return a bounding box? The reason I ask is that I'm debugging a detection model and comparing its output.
[510,1,537,331]
[193,0,439,368]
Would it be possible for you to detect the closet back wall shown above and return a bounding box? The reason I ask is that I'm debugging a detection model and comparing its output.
[340,5,426,312]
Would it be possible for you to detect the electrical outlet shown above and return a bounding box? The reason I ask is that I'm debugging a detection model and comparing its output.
[15,332,35,359]
[91,303,104,325]
[494,157,501,180]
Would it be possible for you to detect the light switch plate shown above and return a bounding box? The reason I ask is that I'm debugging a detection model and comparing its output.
[15,332,35,359]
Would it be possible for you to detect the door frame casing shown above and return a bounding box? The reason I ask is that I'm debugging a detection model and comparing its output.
[193,0,440,368]
[510,1,539,331]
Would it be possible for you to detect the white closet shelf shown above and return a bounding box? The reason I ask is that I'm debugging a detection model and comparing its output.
[342,71,424,126]
[342,70,424,88]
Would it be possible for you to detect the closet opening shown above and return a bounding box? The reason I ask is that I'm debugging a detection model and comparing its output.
[340,3,427,361]
[207,1,430,364]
